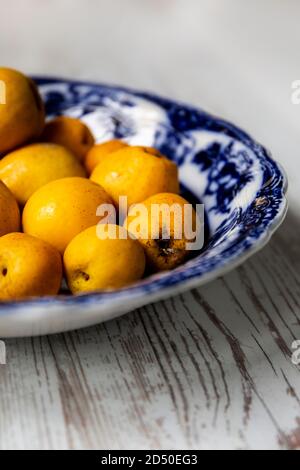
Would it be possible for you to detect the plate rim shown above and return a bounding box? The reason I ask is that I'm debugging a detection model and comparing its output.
[0,76,288,318]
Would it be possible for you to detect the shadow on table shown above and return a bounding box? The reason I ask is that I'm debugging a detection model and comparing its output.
[271,208,300,271]
[198,206,299,297]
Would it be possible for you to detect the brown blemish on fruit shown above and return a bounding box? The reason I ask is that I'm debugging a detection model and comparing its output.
[76,270,90,282]
[155,238,175,257]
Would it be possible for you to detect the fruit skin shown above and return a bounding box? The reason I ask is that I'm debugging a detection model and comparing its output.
[0,68,45,154]
[0,181,20,236]
[90,146,179,207]
[124,193,198,272]
[84,140,128,174]
[23,177,114,254]
[0,143,86,206]
[64,224,145,293]
[0,232,62,301]
[41,116,95,161]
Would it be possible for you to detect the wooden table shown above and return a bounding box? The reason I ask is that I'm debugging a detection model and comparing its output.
[0,0,299,450]
[1,218,300,450]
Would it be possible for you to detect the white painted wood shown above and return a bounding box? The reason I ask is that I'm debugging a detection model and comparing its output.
[0,0,300,450]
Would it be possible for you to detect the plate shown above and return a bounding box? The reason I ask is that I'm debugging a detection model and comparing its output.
[0,77,288,337]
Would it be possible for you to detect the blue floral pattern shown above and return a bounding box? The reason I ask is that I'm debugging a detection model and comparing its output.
[193,141,253,214]
[0,77,287,317]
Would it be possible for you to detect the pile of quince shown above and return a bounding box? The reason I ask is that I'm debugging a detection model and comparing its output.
[0,68,197,301]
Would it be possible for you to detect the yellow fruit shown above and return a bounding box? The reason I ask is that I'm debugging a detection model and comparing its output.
[0,68,45,154]
[41,116,95,161]
[124,193,199,272]
[84,140,128,174]
[64,224,145,293]
[0,143,86,206]
[0,232,62,300]
[0,181,20,236]
[23,177,114,254]
[90,146,179,207]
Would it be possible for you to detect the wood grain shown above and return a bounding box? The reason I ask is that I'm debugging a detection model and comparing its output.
[0,219,299,450]
[0,0,300,451]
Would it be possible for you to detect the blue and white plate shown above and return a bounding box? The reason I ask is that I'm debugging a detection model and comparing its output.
[0,78,288,337]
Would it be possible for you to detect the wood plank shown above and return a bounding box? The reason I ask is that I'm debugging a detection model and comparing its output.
[1,226,299,450]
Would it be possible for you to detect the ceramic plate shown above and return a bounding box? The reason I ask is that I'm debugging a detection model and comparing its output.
[0,77,288,337]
